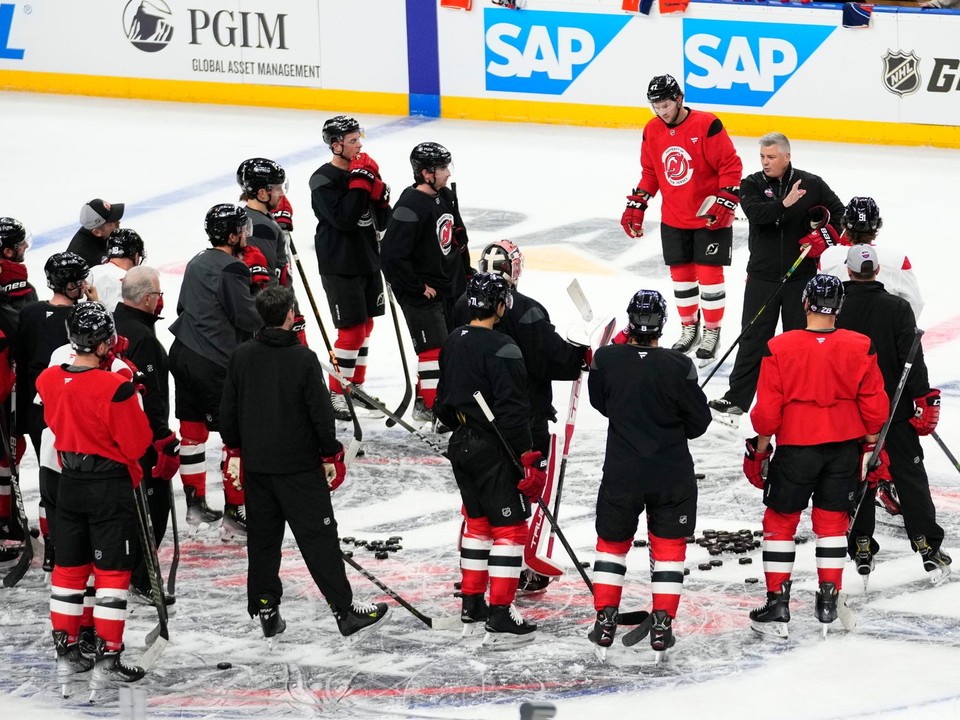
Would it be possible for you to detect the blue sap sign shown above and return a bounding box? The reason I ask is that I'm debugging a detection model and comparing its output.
[484,8,630,95]
[0,3,25,60]
[683,20,834,107]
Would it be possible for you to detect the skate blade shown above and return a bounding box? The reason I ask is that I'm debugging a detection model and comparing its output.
[697,355,718,369]
[750,620,788,639]
[653,649,668,665]
[709,409,742,429]
[220,529,247,545]
[594,645,607,664]
[929,565,952,586]
[481,631,536,649]
[837,600,858,632]
[461,621,485,638]
[345,607,393,647]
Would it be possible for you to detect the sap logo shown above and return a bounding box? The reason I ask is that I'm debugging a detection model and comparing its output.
[0,3,25,60]
[484,9,630,95]
[683,20,835,107]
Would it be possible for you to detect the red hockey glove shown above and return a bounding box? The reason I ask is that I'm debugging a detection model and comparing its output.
[221,446,243,492]
[808,205,830,231]
[518,450,547,501]
[612,327,630,345]
[292,313,308,347]
[151,432,181,481]
[860,441,891,488]
[322,443,347,491]
[743,436,772,489]
[910,388,941,436]
[699,188,739,229]
[0,260,31,299]
[273,195,294,232]
[242,246,271,290]
[621,190,648,238]
[801,224,841,259]
[348,152,379,192]
[581,346,593,370]
[278,263,291,288]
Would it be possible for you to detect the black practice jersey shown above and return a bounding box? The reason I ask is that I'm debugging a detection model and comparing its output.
[246,207,287,283]
[14,301,73,416]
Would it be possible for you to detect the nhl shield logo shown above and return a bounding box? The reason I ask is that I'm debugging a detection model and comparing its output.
[881,50,921,97]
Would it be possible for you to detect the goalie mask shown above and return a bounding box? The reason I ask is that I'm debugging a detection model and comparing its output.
[478,240,523,286]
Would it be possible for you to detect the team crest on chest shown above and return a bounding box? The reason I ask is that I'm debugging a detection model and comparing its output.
[436,212,455,256]
[661,146,693,187]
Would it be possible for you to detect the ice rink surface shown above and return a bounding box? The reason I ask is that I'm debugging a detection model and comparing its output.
[2,92,960,719]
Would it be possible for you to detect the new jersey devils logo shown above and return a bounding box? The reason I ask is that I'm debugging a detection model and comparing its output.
[661,146,694,187]
[437,213,455,256]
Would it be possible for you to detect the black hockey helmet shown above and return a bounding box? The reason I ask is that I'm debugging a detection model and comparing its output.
[0,217,27,251]
[466,272,513,314]
[44,251,89,294]
[66,302,116,354]
[647,74,682,103]
[204,203,251,246]
[626,289,668,339]
[842,196,883,234]
[478,240,523,286]
[322,115,362,147]
[802,274,844,315]
[236,157,286,196]
[107,228,146,263]
[410,142,452,184]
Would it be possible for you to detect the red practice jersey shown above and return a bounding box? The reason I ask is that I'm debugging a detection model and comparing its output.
[750,328,888,446]
[36,365,152,485]
[637,109,743,230]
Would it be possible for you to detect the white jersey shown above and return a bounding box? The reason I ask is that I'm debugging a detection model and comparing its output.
[819,242,924,319]
[87,261,127,314]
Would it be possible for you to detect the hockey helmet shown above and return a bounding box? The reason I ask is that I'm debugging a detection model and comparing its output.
[842,197,883,234]
[236,157,287,196]
[410,142,453,184]
[66,302,116,354]
[322,115,362,147]
[0,217,27,251]
[647,75,682,104]
[478,240,524,286]
[802,274,844,315]
[466,272,513,313]
[626,289,668,338]
[204,203,251,246]
[44,251,89,294]
[107,228,146,263]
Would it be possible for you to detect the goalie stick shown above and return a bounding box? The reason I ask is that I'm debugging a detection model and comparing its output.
[2,363,34,587]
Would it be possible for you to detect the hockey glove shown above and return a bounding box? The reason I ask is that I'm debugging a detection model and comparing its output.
[0,260,32,299]
[322,443,347,491]
[273,195,294,232]
[611,327,630,345]
[347,153,384,197]
[518,450,547,501]
[807,205,831,231]
[860,441,891,488]
[743,436,772,489]
[910,388,941,436]
[278,263,291,288]
[699,188,739,229]
[292,313,308,348]
[222,446,243,492]
[621,190,649,238]
[801,224,841,260]
[151,432,181,481]
[242,246,271,290]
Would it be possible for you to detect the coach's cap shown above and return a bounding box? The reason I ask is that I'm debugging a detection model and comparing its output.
[80,199,125,230]
[845,244,878,275]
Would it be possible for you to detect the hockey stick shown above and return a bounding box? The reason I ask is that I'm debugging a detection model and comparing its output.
[133,483,169,669]
[342,551,462,631]
[524,434,563,577]
[288,237,362,443]
[473,391,648,625]
[167,481,180,597]
[317,358,448,457]
[383,282,414,427]
[2,362,34,587]
[931,431,960,475]
[849,327,924,534]
[700,244,812,389]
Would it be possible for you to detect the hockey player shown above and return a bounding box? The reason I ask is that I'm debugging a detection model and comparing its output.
[37,303,152,692]
[88,228,145,313]
[220,286,390,643]
[382,142,472,426]
[619,75,743,362]
[237,158,289,284]
[67,199,124,268]
[434,273,546,646]
[168,204,261,538]
[836,245,950,582]
[309,116,390,420]
[709,133,845,423]
[746,274,889,637]
[587,290,711,656]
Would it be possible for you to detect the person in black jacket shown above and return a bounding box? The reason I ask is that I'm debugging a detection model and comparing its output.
[67,199,124,268]
[708,133,844,424]
[587,289,711,657]
[309,116,390,420]
[219,286,389,643]
[836,245,951,583]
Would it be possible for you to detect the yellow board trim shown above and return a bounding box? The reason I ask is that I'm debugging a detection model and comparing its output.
[0,70,408,114]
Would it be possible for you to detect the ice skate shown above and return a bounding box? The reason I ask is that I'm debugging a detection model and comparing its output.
[461,593,489,637]
[0,544,19,565]
[78,625,96,656]
[184,486,223,527]
[671,318,701,355]
[749,580,791,638]
[258,602,286,650]
[412,397,450,433]
[88,638,145,702]
[482,603,536,648]
[130,584,177,616]
[220,504,247,544]
[350,385,385,418]
[875,480,901,516]
[914,535,952,584]
[330,391,352,421]
[332,600,391,642]
[649,610,675,664]
[696,327,721,367]
[587,606,618,663]
[853,537,875,591]
[53,630,93,698]
[516,569,553,597]
[815,581,839,638]
[707,397,744,428]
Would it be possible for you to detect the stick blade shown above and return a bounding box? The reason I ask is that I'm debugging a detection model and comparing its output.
[567,279,594,322]
[429,615,465,632]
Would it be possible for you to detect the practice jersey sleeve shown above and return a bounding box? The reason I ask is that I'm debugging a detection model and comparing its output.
[303,350,341,457]
[219,354,241,450]
[703,117,743,190]
[217,263,262,334]
[380,205,426,298]
[487,341,532,457]
[310,170,373,232]
[107,381,154,472]
[637,126,661,199]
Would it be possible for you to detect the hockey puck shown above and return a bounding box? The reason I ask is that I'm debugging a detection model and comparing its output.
[454,581,462,590]
[388,535,403,542]
[795,535,809,544]
[30,527,41,539]
[709,559,723,567]
[702,529,717,537]
[753,530,763,537]
[739,557,753,565]
[341,536,355,544]
[375,550,389,560]
[708,547,722,556]
[683,567,690,576]
[698,563,712,571]
[343,550,353,558]
[685,536,696,544]
[745,577,759,584]
[632,539,648,548]
[217,662,232,670]
[694,473,705,480]
[386,544,402,552]
[581,561,591,569]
